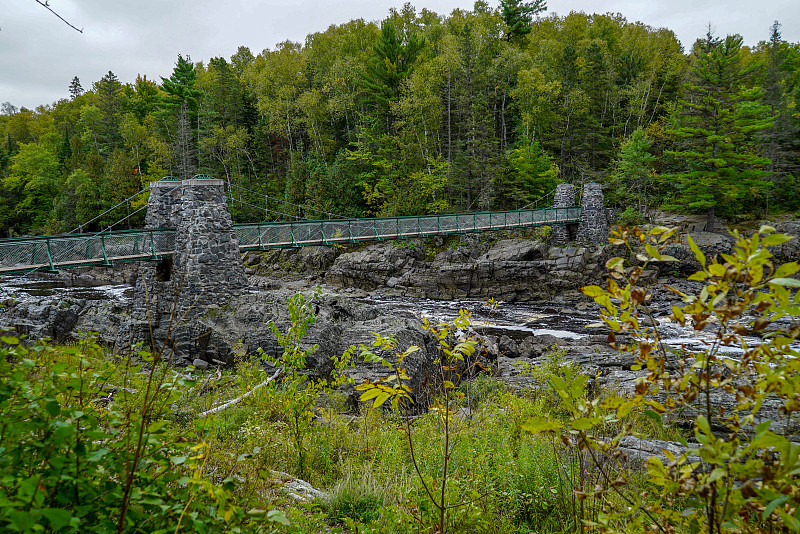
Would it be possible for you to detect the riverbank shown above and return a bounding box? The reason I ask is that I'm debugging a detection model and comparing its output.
[2,219,799,532]
[2,216,798,407]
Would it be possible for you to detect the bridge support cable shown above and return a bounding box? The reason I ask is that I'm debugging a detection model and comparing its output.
[226,195,301,221]
[64,182,163,235]
[226,183,348,221]
[519,187,557,211]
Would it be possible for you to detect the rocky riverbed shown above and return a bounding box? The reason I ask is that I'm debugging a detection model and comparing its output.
[2,220,799,432]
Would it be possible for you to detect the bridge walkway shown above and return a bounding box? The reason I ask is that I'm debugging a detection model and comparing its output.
[0,207,579,275]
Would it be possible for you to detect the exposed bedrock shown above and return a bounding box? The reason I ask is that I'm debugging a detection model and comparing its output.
[326,238,617,302]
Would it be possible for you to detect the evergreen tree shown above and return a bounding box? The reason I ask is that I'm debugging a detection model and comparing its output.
[161,55,202,179]
[93,71,124,155]
[498,139,559,208]
[608,128,655,215]
[69,76,84,99]
[357,20,425,131]
[500,0,546,41]
[760,21,800,213]
[664,31,773,229]
[582,41,612,176]
[161,55,202,113]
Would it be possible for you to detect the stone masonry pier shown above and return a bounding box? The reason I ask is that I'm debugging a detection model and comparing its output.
[117,178,246,365]
[576,182,608,245]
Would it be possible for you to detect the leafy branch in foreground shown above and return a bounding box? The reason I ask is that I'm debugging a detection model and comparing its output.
[264,287,353,479]
[0,335,287,533]
[351,309,482,534]
[525,225,800,533]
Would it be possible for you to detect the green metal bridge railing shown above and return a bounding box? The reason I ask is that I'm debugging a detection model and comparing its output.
[234,206,580,249]
[0,228,176,275]
[0,206,580,275]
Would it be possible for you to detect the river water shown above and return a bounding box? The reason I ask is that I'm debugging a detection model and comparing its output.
[0,273,132,302]
[1,273,792,356]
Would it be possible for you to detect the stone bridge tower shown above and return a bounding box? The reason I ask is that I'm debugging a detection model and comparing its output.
[552,181,608,246]
[117,177,246,365]
[551,183,576,246]
[576,182,608,245]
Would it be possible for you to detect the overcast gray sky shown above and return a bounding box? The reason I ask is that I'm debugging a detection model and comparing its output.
[2,0,798,110]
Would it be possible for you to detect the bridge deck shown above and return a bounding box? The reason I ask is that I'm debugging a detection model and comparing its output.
[0,207,580,275]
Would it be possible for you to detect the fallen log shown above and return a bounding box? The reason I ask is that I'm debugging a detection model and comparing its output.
[197,368,284,418]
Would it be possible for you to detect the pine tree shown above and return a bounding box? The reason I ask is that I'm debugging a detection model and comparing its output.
[760,21,800,213]
[608,128,655,215]
[499,139,559,208]
[500,0,546,41]
[583,41,612,176]
[161,55,202,179]
[93,71,123,155]
[357,20,425,131]
[664,31,773,229]
[69,76,84,99]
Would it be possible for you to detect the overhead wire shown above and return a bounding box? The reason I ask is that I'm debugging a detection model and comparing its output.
[226,183,347,220]
[225,195,301,221]
[520,187,558,211]
[66,184,151,234]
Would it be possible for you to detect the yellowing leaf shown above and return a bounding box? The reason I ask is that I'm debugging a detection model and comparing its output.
[521,416,564,433]
[581,285,605,298]
[645,244,662,260]
[358,388,382,401]
[762,233,792,246]
[649,226,670,236]
[709,263,726,277]
[671,305,685,325]
[688,271,708,281]
[687,235,706,267]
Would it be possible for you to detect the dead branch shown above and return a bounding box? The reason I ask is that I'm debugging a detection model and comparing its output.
[34,0,83,33]
[197,368,283,418]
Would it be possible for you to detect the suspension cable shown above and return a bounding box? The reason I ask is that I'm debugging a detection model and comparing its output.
[520,187,557,211]
[226,183,347,220]
[65,184,152,234]
[226,196,301,221]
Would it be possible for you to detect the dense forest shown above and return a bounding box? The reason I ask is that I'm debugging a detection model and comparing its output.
[2,0,799,236]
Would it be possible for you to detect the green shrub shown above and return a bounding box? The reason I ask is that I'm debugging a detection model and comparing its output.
[324,466,385,524]
[526,225,800,532]
[0,336,286,533]
[617,206,646,226]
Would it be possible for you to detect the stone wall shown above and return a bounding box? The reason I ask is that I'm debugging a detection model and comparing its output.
[576,182,608,245]
[145,180,182,228]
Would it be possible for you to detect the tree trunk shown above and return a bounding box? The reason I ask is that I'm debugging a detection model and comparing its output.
[705,206,716,232]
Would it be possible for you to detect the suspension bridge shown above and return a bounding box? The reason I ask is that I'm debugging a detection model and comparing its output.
[0,176,603,276]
